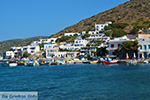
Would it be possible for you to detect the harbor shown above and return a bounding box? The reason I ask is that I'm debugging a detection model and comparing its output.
[1,56,150,67]
[1,64,150,100]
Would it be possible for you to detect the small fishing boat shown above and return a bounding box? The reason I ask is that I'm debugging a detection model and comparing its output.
[102,56,118,65]
[143,60,149,64]
[82,60,90,64]
[102,60,118,65]
[90,60,98,64]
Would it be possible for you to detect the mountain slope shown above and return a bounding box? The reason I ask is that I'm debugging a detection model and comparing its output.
[51,0,150,37]
[0,36,48,56]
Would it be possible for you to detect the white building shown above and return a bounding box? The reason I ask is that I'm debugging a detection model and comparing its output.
[95,22,112,31]
[73,38,88,50]
[64,33,80,37]
[46,38,57,44]
[46,48,78,58]
[44,43,57,50]
[87,31,110,43]
[22,44,40,55]
[3,51,14,59]
[59,37,88,50]
[11,47,22,58]
[106,36,131,55]
[138,40,150,58]
[80,47,97,56]
[59,43,73,50]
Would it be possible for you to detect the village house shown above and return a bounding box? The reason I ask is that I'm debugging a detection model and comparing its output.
[95,22,112,31]
[106,36,131,56]
[64,33,80,37]
[3,51,14,59]
[46,38,57,44]
[138,40,150,58]
[22,44,40,55]
[80,47,97,56]
[11,47,22,58]
[44,43,57,50]
[46,48,78,58]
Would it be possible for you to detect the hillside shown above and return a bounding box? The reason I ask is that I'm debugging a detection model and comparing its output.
[0,36,48,56]
[51,0,150,37]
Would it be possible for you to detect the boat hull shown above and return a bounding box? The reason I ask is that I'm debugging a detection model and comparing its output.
[90,61,98,64]
[103,61,118,65]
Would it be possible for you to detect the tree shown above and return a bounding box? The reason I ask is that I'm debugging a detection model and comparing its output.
[23,51,29,58]
[112,29,126,37]
[104,23,127,37]
[116,40,141,58]
[96,47,108,57]
[130,25,144,34]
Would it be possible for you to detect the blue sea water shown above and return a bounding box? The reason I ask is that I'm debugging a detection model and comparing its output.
[0,64,150,100]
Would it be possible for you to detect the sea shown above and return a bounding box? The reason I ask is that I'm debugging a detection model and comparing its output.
[0,64,150,100]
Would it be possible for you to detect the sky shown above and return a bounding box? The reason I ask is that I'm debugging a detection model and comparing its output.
[0,0,129,42]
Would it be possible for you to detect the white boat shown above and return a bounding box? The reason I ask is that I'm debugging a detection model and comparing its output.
[2,61,18,67]
[143,60,149,64]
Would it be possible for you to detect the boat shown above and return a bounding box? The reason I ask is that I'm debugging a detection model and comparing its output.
[2,61,18,67]
[90,60,98,64]
[27,59,37,67]
[143,60,149,64]
[82,60,90,64]
[102,57,118,65]
[102,60,118,65]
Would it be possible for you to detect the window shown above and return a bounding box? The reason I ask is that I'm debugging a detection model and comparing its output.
[148,45,150,49]
[111,44,114,48]
[140,46,142,50]
[144,45,147,50]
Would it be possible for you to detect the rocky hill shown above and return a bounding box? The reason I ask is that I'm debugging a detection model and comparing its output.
[0,36,48,56]
[51,0,150,37]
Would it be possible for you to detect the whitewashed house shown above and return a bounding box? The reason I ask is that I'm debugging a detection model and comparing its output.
[44,43,57,50]
[3,51,14,59]
[64,33,80,37]
[59,43,74,50]
[80,47,97,56]
[46,38,57,44]
[87,31,110,43]
[138,40,150,58]
[11,47,22,58]
[106,36,131,55]
[22,44,40,55]
[95,22,112,31]
[73,38,88,50]
[46,48,78,58]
